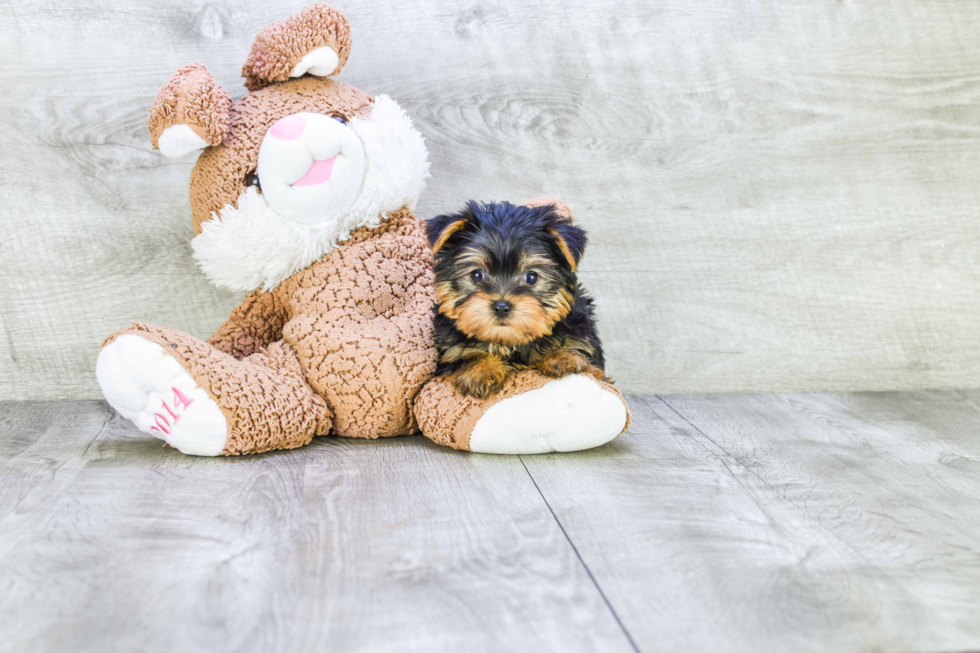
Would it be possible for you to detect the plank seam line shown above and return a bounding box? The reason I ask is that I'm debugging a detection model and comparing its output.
[654,394,806,501]
[652,394,881,565]
[518,455,641,653]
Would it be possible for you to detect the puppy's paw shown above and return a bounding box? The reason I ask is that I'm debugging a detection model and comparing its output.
[449,356,510,399]
[536,350,604,380]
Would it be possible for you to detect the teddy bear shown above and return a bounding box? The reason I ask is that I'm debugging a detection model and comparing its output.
[95,3,630,456]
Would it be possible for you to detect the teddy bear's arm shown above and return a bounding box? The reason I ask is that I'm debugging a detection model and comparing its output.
[207,289,290,360]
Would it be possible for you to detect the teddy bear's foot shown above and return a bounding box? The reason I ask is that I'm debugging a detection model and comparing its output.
[416,371,630,454]
[96,334,228,456]
[468,375,627,454]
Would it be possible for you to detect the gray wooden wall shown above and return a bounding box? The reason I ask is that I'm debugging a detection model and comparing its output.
[3,0,980,400]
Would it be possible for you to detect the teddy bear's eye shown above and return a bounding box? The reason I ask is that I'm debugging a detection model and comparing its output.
[245,170,262,193]
[331,114,348,124]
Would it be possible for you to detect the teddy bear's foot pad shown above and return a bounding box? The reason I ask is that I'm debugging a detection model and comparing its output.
[468,375,628,454]
[96,334,228,456]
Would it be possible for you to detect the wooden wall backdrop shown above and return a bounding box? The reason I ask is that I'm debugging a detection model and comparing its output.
[3,0,980,400]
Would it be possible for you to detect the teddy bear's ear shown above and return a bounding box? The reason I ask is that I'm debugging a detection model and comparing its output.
[525,196,586,271]
[241,4,352,92]
[148,64,231,159]
[524,196,574,222]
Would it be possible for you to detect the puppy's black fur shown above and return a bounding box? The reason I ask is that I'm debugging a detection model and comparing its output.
[425,200,606,398]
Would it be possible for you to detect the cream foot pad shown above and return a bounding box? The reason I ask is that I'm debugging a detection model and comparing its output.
[468,375,628,454]
[96,334,228,456]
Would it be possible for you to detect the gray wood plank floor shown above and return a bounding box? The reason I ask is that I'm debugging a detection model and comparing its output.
[1,393,979,653]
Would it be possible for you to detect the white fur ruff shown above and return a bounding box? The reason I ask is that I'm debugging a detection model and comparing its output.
[191,95,429,292]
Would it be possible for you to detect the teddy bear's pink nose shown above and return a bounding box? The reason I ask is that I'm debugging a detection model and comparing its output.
[269,115,306,140]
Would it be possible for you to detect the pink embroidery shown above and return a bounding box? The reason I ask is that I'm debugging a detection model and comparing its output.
[150,387,195,435]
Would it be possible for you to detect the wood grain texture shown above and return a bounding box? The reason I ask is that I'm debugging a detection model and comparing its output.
[521,392,980,652]
[657,390,980,650]
[6,393,980,651]
[4,0,980,399]
[0,401,632,653]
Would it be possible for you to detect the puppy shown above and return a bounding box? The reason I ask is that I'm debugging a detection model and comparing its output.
[425,200,607,398]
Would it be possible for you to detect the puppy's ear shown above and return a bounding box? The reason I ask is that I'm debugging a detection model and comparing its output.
[548,219,587,271]
[425,211,470,255]
[525,197,587,271]
[148,64,231,158]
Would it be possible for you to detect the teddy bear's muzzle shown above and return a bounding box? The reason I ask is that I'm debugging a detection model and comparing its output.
[256,111,367,225]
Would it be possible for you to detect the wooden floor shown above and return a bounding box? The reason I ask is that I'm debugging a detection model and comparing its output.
[2,392,980,653]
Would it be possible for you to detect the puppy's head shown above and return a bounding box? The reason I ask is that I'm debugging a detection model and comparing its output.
[426,200,587,346]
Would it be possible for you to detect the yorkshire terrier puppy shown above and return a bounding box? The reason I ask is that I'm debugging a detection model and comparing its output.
[425,199,607,399]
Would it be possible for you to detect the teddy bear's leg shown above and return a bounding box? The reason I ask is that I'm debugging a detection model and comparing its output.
[97,323,331,456]
[414,370,631,454]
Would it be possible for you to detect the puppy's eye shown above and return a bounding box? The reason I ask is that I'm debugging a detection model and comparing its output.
[246,171,262,193]
[470,270,485,283]
[524,271,539,286]
[332,114,348,124]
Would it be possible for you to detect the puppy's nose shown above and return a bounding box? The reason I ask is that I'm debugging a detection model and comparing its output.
[492,300,512,317]
[269,115,306,140]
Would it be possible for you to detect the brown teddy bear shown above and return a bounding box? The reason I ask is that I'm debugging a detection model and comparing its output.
[96,3,630,456]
